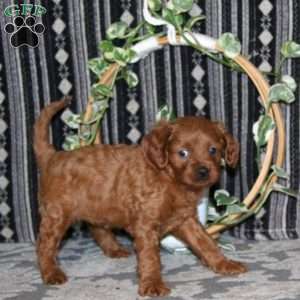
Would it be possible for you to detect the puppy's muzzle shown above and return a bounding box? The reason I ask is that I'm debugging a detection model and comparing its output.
[197,166,209,181]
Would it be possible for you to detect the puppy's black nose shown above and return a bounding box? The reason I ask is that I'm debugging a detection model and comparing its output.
[197,166,209,180]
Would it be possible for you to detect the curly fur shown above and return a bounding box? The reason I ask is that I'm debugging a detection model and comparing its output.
[34,99,247,297]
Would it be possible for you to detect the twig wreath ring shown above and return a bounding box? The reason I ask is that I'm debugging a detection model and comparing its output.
[62,0,298,238]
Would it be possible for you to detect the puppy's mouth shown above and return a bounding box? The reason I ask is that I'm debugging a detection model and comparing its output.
[171,163,220,190]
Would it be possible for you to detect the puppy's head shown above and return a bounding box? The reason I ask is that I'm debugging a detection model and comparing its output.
[142,117,239,190]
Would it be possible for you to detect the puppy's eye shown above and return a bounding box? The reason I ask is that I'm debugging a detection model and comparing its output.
[178,149,190,159]
[209,146,217,155]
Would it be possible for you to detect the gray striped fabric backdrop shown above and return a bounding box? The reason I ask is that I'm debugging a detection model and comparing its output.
[0,0,299,242]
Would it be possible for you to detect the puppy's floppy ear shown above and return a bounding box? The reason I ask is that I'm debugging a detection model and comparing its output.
[142,121,172,169]
[215,123,240,168]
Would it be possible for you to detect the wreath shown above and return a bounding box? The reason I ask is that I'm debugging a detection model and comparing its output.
[61,0,298,240]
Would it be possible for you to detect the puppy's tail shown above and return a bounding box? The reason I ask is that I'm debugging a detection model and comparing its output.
[33,97,71,168]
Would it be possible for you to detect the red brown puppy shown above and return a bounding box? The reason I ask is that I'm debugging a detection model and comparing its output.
[34,99,247,297]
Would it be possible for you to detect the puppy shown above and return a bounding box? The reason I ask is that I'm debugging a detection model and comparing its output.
[34,99,247,297]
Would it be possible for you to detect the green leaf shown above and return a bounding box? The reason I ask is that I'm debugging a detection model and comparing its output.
[99,43,136,66]
[272,183,298,198]
[62,134,80,151]
[106,21,129,40]
[281,75,297,92]
[211,202,248,225]
[92,100,109,113]
[125,22,145,40]
[91,83,112,100]
[88,58,110,77]
[112,47,136,66]
[65,114,81,129]
[156,104,176,122]
[174,14,184,28]
[268,83,295,104]
[99,40,115,61]
[214,189,239,207]
[79,128,92,141]
[281,41,300,58]
[271,165,290,180]
[162,8,184,28]
[99,40,114,53]
[148,0,162,12]
[145,23,157,35]
[184,15,206,31]
[126,48,137,61]
[170,0,194,14]
[103,51,114,61]
[252,115,275,147]
[225,203,249,215]
[217,33,241,59]
[214,189,230,198]
[124,70,139,88]
[112,48,128,66]
[162,8,174,23]
[81,100,110,126]
[207,203,220,222]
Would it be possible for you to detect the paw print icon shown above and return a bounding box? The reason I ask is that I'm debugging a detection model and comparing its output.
[4,16,45,48]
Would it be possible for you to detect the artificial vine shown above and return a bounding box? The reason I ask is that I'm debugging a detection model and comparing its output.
[62,0,299,228]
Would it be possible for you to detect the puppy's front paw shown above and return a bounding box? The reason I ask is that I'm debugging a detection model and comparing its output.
[212,259,247,275]
[43,267,68,285]
[139,280,171,297]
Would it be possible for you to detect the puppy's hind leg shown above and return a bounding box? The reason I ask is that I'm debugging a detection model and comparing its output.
[89,226,131,258]
[37,209,71,285]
